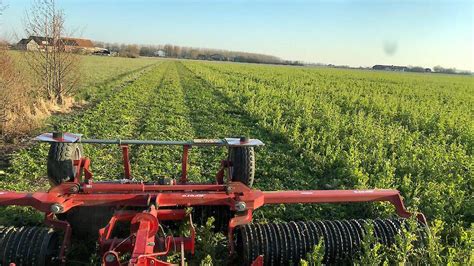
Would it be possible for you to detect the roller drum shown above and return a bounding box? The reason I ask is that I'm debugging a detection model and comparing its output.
[0,226,59,266]
[234,218,426,265]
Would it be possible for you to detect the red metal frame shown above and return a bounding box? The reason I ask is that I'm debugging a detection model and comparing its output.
[0,181,426,265]
[0,137,427,266]
[121,145,132,179]
[44,213,72,264]
[0,183,424,220]
[180,145,190,183]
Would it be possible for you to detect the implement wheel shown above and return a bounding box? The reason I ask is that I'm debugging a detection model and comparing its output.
[229,146,255,187]
[47,142,83,185]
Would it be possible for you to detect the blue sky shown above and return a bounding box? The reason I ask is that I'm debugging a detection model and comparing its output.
[1,0,473,70]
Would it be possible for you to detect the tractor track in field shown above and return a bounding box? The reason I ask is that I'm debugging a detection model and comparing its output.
[178,61,317,189]
[128,61,207,180]
[127,62,171,175]
[176,62,371,221]
[81,63,171,179]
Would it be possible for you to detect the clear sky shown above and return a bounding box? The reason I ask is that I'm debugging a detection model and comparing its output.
[1,0,473,70]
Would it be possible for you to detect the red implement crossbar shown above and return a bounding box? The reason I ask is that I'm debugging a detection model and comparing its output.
[0,182,425,223]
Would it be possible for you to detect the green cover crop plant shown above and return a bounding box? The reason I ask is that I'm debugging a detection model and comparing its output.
[1,60,472,264]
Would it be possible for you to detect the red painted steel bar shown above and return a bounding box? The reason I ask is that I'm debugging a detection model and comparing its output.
[0,191,63,212]
[263,189,426,223]
[130,206,159,264]
[0,188,403,209]
[180,145,190,183]
[121,145,132,179]
[0,185,423,223]
[263,189,401,204]
[44,213,72,264]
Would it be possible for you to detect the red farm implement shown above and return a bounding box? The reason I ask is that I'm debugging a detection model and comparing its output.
[0,132,427,265]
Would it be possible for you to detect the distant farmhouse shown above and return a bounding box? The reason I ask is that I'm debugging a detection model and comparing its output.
[372,65,408,72]
[153,50,166,57]
[209,54,226,61]
[61,38,94,53]
[192,54,228,61]
[92,49,111,56]
[372,65,432,73]
[17,36,99,54]
[17,36,50,51]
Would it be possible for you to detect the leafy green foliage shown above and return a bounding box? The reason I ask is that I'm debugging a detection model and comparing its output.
[192,217,227,265]
[300,238,325,266]
[0,60,472,263]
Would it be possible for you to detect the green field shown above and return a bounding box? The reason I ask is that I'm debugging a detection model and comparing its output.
[7,50,159,101]
[1,59,472,264]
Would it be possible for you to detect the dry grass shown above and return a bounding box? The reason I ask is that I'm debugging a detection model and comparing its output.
[0,44,85,141]
[0,45,35,140]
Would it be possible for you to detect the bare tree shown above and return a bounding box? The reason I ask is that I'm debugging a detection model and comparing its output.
[120,44,139,58]
[23,0,80,105]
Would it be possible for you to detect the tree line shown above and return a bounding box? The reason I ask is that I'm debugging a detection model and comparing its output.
[94,42,303,65]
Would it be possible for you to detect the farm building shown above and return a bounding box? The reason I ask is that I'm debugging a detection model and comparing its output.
[154,50,166,57]
[373,65,433,73]
[92,49,111,56]
[16,38,38,50]
[17,36,51,51]
[210,54,226,61]
[61,38,94,53]
[372,65,408,71]
[17,36,95,53]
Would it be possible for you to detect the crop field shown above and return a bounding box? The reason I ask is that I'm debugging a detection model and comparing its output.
[0,60,472,263]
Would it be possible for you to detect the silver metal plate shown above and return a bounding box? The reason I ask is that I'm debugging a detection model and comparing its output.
[34,132,82,143]
[225,138,265,146]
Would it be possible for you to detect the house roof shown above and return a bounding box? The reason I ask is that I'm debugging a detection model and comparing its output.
[61,38,94,48]
[17,36,94,48]
[30,36,52,44]
[17,36,51,45]
[17,38,32,45]
[18,36,94,48]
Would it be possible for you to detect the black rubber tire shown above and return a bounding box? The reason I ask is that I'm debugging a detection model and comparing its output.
[47,142,83,185]
[229,147,255,187]
[47,143,114,239]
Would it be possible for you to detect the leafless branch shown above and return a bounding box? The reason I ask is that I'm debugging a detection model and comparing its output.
[23,0,80,104]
